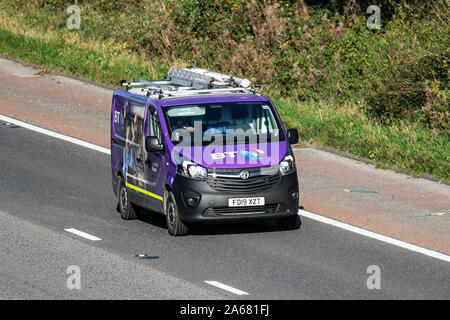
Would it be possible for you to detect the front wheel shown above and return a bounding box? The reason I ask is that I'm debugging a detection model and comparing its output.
[118,176,138,220]
[165,190,188,236]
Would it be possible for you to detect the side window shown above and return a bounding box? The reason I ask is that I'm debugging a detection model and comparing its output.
[128,102,145,148]
[122,100,145,181]
[148,106,163,144]
[113,96,127,139]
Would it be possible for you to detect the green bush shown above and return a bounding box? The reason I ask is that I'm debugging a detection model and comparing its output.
[1,0,448,131]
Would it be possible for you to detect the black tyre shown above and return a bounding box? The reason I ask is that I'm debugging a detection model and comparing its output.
[165,190,188,236]
[277,215,299,230]
[118,176,138,220]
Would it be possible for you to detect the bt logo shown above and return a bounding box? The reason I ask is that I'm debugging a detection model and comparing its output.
[240,148,264,160]
[211,148,264,160]
[114,105,126,130]
[211,151,238,160]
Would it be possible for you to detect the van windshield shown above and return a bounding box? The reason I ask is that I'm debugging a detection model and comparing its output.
[162,102,285,146]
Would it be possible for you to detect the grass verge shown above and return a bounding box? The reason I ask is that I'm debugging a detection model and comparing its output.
[0,28,448,181]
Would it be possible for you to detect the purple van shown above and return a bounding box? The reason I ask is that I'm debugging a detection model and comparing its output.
[111,67,299,235]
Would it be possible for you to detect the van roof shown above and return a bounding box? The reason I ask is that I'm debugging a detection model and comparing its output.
[159,93,269,107]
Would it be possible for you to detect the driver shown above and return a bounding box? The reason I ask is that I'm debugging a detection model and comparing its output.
[182,120,195,133]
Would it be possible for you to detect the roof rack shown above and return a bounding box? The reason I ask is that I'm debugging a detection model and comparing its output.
[119,66,258,99]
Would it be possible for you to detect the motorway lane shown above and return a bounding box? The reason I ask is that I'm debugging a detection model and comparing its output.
[0,209,226,299]
[0,121,449,299]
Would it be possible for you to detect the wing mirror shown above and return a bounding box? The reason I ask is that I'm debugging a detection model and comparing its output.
[145,136,164,152]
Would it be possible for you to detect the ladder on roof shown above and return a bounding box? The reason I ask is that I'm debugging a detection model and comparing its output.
[119,66,256,99]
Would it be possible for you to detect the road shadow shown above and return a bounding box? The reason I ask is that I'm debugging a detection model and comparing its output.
[117,203,303,236]
[187,217,301,236]
[115,203,167,230]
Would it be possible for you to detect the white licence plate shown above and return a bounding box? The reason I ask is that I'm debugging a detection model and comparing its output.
[228,197,265,207]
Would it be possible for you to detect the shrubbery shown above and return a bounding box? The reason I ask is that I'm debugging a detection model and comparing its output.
[2,0,449,130]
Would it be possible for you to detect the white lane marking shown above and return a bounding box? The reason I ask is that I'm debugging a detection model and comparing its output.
[0,114,110,155]
[204,281,249,296]
[298,209,450,263]
[3,113,449,263]
[64,228,102,241]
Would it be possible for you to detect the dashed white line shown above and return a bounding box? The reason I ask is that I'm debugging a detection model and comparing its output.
[0,114,110,155]
[204,281,249,296]
[298,209,450,263]
[64,228,102,241]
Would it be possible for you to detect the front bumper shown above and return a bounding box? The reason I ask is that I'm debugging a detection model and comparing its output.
[172,171,299,223]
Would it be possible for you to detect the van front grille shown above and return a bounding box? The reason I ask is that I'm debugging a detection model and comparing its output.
[206,174,280,193]
[204,204,281,216]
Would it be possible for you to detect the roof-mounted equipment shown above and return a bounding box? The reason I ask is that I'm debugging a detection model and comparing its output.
[119,66,256,99]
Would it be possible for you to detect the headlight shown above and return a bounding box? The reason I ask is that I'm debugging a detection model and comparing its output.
[179,160,208,180]
[279,155,295,176]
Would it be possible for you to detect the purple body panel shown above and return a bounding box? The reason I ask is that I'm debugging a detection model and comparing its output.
[172,142,288,169]
[111,90,289,209]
